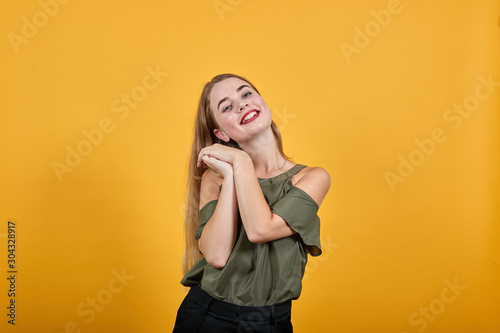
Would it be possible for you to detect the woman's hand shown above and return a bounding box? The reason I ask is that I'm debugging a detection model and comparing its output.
[197,144,249,169]
[201,154,233,179]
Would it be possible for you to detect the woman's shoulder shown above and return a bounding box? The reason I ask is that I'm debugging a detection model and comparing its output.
[292,165,330,185]
[291,165,331,206]
[199,169,223,208]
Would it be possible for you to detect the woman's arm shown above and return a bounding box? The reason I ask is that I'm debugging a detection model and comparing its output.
[197,144,330,244]
[232,154,330,243]
[197,160,238,269]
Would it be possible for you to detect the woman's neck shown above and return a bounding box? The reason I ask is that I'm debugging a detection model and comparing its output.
[238,129,288,178]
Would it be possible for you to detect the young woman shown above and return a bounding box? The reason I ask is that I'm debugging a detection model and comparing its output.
[173,74,330,332]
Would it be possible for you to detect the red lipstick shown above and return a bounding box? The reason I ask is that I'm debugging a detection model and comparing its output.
[240,110,260,125]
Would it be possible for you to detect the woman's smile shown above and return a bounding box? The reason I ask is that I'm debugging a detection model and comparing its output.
[240,110,260,125]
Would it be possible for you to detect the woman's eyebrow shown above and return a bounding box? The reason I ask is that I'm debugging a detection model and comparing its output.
[217,85,251,109]
[217,97,229,110]
[236,84,250,92]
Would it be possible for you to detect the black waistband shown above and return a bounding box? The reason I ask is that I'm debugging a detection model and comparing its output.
[189,285,291,323]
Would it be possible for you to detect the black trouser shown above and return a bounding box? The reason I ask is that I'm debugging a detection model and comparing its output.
[173,285,293,333]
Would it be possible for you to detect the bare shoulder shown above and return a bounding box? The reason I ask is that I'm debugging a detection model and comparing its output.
[292,166,331,206]
[292,166,330,184]
[199,169,223,209]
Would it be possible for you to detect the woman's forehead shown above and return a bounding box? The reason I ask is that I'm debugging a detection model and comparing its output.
[211,77,250,95]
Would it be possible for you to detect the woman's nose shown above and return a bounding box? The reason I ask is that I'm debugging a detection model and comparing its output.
[239,102,249,112]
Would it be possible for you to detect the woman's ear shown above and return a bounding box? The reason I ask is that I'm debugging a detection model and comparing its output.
[213,129,230,142]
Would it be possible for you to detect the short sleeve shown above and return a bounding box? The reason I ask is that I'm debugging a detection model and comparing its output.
[271,186,322,256]
[195,200,218,241]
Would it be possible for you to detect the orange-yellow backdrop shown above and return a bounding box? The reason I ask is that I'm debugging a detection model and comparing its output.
[1,0,499,332]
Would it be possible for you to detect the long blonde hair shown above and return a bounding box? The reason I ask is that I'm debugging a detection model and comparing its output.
[182,73,288,274]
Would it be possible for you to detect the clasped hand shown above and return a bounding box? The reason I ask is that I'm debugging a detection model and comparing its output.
[197,144,247,179]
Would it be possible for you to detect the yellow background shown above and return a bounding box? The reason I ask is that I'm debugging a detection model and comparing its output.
[1,0,499,332]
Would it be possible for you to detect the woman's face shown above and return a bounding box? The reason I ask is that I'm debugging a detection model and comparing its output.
[209,77,272,144]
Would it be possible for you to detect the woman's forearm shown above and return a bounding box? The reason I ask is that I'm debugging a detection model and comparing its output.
[198,175,238,269]
[232,154,286,243]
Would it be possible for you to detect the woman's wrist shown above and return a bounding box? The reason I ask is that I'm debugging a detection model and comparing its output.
[232,151,252,174]
[221,165,234,182]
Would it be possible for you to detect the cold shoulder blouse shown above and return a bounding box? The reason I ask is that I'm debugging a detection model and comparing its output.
[180,164,322,306]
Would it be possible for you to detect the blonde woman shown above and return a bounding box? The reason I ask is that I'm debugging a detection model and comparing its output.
[173,74,330,332]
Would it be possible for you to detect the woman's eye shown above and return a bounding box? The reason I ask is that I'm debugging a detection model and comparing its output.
[223,104,232,112]
[243,92,252,98]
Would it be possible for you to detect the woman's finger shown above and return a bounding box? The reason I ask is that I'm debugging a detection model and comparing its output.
[198,151,212,167]
[197,144,238,167]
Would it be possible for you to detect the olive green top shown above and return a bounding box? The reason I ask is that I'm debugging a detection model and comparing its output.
[180,164,322,306]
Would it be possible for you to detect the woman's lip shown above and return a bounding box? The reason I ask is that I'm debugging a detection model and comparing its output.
[240,110,260,125]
